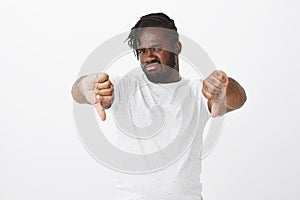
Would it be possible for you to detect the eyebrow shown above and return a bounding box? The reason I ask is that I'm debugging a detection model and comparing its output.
[136,44,163,49]
[150,44,163,48]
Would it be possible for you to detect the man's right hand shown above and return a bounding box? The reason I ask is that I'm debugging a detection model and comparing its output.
[79,73,114,121]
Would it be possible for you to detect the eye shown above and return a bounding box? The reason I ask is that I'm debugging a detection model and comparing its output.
[137,49,146,55]
[151,47,161,51]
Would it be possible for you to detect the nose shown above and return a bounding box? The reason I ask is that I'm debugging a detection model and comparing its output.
[144,49,158,63]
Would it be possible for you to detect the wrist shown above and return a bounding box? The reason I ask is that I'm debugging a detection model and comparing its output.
[77,75,89,104]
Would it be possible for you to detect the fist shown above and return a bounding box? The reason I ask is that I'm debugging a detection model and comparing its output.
[202,70,228,117]
[81,73,114,121]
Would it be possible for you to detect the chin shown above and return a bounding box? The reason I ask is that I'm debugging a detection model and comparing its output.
[142,64,176,83]
[145,72,169,83]
[145,74,161,83]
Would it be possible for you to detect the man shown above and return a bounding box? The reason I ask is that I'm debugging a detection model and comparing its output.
[72,13,246,200]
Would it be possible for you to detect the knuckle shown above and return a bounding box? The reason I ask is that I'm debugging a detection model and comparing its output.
[106,80,110,87]
[213,70,222,79]
[98,73,109,82]
[102,73,109,81]
[217,70,227,80]
[108,96,113,102]
[104,73,109,79]
[217,69,226,75]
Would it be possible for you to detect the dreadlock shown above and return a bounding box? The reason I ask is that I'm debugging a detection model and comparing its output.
[127,13,179,59]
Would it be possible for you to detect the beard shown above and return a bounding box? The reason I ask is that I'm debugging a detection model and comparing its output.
[142,53,177,83]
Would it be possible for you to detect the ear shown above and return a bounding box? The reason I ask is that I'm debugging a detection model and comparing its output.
[175,41,182,54]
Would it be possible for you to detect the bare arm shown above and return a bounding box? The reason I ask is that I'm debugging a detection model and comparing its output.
[203,70,247,117]
[223,77,246,111]
[71,73,114,120]
[71,75,89,104]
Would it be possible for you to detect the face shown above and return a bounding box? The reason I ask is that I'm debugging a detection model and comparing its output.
[136,28,180,83]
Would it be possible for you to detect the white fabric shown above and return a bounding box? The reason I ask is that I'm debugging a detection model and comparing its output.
[110,70,210,200]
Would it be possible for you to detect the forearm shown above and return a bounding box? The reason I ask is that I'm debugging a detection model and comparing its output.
[225,77,247,111]
[71,75,89,104]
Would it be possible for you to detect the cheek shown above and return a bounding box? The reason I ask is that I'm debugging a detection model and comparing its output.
[157,52,167,61]
[159,53,171,64]
[139,55,146,64]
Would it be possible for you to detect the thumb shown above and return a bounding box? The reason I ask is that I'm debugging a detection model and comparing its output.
[94,95,106,121]
[211,101,219,118]
[211,87,227,118]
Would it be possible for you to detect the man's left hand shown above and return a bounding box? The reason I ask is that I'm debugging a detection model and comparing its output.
[202,70,229,117]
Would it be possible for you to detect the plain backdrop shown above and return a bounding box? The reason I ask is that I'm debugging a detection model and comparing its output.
[1,0,299,199]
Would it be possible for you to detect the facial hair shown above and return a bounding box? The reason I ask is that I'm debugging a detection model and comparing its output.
[142,53,177,83]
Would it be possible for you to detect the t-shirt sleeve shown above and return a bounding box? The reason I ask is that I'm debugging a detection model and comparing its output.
[109,75,137,110]
[191,79,211,119]
[109,76,121,110]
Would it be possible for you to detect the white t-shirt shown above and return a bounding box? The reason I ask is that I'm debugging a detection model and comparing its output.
[110,69,210,200]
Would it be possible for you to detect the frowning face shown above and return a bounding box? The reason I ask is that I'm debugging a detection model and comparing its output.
[137,28,180,83]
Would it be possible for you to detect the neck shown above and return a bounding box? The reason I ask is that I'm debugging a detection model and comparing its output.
[160,56,181,83]
[165,70,181,83]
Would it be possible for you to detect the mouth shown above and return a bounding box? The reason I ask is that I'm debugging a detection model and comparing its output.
[145,63,160,71]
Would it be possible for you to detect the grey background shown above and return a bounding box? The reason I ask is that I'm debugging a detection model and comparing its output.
[0,0,299,199]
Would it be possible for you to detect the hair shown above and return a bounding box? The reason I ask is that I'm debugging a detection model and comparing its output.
[127,13,179,59]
